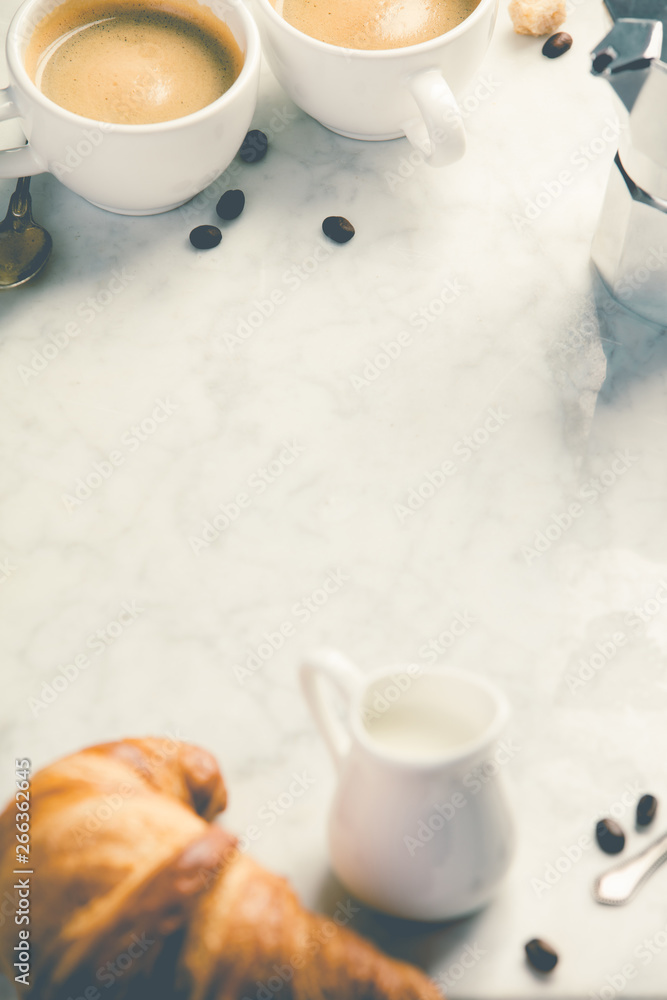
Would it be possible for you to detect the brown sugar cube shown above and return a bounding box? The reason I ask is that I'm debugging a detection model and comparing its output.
[509,0,566,36]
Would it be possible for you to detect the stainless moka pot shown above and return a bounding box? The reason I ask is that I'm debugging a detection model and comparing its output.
[590,0,667,325]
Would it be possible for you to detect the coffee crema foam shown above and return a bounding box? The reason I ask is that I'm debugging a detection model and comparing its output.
[25,0,243,124]
[272,0,480,49]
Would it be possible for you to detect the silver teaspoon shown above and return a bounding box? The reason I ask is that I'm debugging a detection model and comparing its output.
[593,830,667,905]
[0,177,52,289]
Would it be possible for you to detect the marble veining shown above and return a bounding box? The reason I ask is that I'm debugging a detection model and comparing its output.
[2,0,667,994]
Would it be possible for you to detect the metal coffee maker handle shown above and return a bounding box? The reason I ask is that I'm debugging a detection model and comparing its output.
[590,7,667,326]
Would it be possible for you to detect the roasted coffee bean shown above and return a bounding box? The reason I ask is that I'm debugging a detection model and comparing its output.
[216,189,245,221]
[525,939,558,973]
[239,129,268,163]
[189,225,222,250]
[322,216,355,244]
[542,31,573,58]
[637,794,658,827]
[596,817,625,854]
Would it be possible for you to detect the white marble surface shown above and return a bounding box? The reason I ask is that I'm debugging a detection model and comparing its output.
[2,0,667,995]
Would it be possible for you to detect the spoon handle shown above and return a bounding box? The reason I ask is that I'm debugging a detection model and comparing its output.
[10,177,31,219]
[593,830,667,905]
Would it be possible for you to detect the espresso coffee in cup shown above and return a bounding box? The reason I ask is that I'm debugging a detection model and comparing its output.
[24,0,244,123]
[0,0,260,212]
[252,0,496,165]
[271,0,481,49]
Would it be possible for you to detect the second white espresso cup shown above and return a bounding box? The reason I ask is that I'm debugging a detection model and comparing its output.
[0,0,261,214]
[301,648,516,921]
[249,0,497,166]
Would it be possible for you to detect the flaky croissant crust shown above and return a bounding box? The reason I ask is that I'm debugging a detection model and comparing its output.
[0,738,443,1000]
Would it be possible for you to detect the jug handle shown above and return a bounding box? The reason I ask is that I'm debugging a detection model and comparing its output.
[300,649,361,770]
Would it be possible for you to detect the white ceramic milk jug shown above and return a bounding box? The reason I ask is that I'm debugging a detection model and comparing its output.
[301,648,516,921]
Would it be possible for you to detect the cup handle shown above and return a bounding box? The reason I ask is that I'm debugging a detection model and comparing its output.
[300,649,361,770]
[401,67,466,168]
[0,88,46,178]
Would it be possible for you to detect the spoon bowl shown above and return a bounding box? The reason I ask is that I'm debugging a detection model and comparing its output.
[0,177,52,289]
[593,829,667,905]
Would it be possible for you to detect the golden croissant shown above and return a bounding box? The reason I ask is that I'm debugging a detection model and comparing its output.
[0,738,444,1000]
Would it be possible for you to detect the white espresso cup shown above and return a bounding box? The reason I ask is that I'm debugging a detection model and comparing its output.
[0,0,261,214]
[301,648,516,921]
[249,0,497,166]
